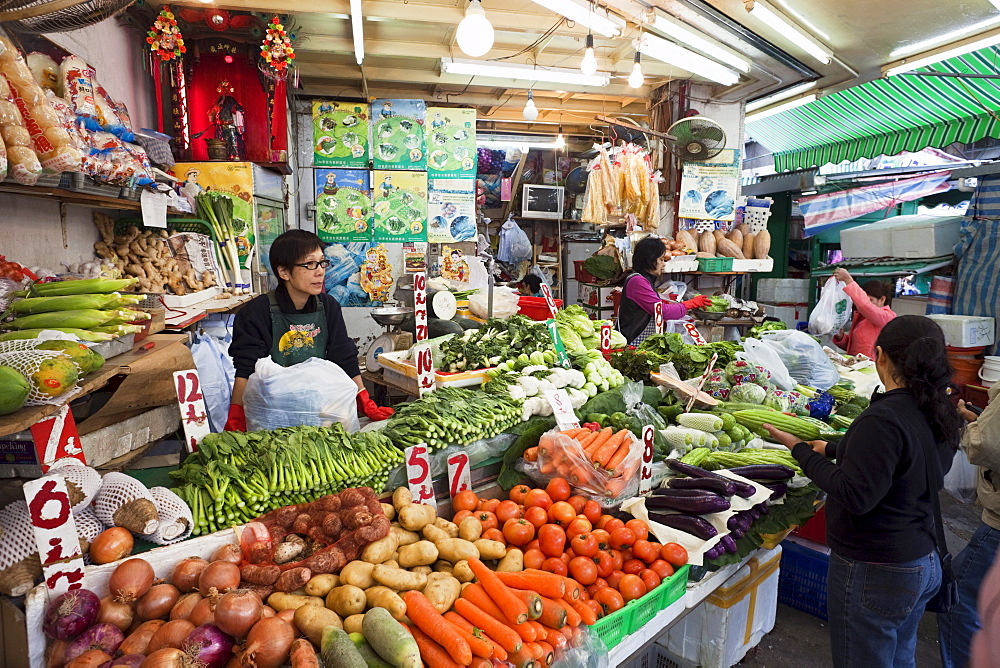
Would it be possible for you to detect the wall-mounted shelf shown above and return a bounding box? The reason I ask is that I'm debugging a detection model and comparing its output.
[0,183,183,214]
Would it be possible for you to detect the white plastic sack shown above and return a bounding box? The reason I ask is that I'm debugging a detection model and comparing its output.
[243,357,360,432]
[945,447,978,504]
[469,286,520,319]
[190,332,235,432]
[496,217,533,263]
[739,338,796,390]
[809,277,853,335]
[759,329,841,390]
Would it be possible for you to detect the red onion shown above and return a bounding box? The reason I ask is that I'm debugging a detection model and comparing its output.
[214,590,261,639]
[199,562,240,598]
[169,592,203,621]
[64,623,124,663]
[136,584,180,621]
[139,648,185,667]
[183,624,235,668]
[188,597,216,626]
[147,619,195,654]
[100,655,145,668]
[170,557,209,592]
[96,596,134,631]
[119,619,164,656]
[43,589,100,639]
[210,544,242,564]
[237,617,294,668]
[110,559,155,604]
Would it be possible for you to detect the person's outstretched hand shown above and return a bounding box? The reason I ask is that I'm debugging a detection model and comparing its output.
[762,424,802,450]
[357,389,394,421]
[682,295,712,310]
[224,404,247,432]
[833,267,854,284]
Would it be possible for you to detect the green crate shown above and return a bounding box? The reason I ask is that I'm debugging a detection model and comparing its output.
[591,599,633,649]
[591,564,690,648]
[696,256,734,272]
[115,218,216,240]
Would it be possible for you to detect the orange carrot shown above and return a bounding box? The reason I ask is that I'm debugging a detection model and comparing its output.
[536,595,567,629]
[461,583,511,625]
[594,429,628,466]
[576,430,600,450]
[544,627,568,653]
[511,588,543,620]
[562,578,583,601]
[402,590,472,665]
[569,598,597,625]
[446,618,494,659]
[289,638,320,668]
[561,428,588,438]
[559,625,575,642]
[468,558,530,625]
[495,570,567,600]
[405,624,464,668]
[525,641,545,660]
[524,447,539,462]
[584,427,613,454]
[454,598,523,655]
[513,620,537,643]
[556,598,582,626]
[528,621,548,640]
[605,434,634,470]
[444,611,508,662]
[507,646,538,668]
[471,659,493,668]
[537,640,555,667]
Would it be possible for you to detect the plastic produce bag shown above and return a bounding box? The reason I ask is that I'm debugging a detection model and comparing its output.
[621,380,669,456]
[945,447,978,504]
[190,332,235,432]
[469,285,520,319]
[496,215,533,263]
[809,276,853,335]
[759,329,840,390]
[244,357,360,432]
[739,339,795,391]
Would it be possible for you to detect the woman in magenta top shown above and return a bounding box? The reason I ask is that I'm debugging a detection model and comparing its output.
[617,237,710,346]
[831,268,897,359]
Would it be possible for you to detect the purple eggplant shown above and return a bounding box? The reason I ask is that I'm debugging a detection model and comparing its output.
[667,476,736,497]
[720,535,738,553]
[704,545,723,560]
[764,482,788,500]
[756,502,770,515]
[727,464,795,480]
[666,460,756,498]
[646,512,718,540]
[646,491,731,514]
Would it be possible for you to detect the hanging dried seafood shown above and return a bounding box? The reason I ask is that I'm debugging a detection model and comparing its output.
[581,143,661,230]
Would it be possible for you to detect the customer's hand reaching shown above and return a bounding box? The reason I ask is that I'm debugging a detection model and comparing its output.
[762,424,803,449]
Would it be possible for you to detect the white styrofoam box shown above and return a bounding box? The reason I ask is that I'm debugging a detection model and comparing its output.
[663,257,699,273]
[840,218,898,259]
[162,286,223,308]
[927,314,996,348]
[759,302,809,328]
[889,215,963,258]
[578,283,619,309]
[665,546,782,668]
[25,528,241,667]
[80,404,181,467]
[731,257,774,273]
[757,279,811,304]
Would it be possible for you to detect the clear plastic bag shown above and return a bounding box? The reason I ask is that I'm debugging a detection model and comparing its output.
[945,447,978,504]
[244,357,360,432]
[622,380,669,457]
[190,332,235,433]
[809,276,853,335]
[497,216,533,263]
[551,628,610,667]
[739,339,795,391]
[759,329,841,390]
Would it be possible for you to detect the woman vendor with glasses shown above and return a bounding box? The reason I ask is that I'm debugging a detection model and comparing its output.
[225,230,393,431]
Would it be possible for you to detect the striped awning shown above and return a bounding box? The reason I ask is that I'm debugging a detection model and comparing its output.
[748,46,1000,172]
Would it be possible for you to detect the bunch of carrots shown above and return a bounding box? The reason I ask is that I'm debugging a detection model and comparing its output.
[402,558,594,668]
[524,427,636,498]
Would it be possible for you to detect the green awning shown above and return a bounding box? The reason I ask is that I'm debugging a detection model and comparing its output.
[748,46,1000,172]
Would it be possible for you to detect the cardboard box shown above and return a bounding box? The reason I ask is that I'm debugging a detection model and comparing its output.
[578,283,619,309]
[759,302,809,329]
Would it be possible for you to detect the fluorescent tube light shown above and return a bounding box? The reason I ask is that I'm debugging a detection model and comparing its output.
[441,58,610,86]
[748,1,832,64]
[890,16,1000,58]
[650,14,752,73]
[477,135,561,149]
[885,31,1000,76]
[745,94,817,122]
[745,81,818,112]
[527,0,623,37]
[640,34,741,86]
[350,0,364,65]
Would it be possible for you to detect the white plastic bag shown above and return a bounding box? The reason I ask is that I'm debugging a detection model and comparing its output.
[243,357,360,432]
[469,285,520,319]
[190,332,235,433]
[809,277,853,335]
[496,216,533,263]
[759,329,841,390]
[944,448,978,504]
[739,338,795,390]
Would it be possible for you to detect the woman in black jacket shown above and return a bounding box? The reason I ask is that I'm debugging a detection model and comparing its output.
[765,315,963,668]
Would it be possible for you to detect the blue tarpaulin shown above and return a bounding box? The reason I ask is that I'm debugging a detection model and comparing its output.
[953,175,1000,353]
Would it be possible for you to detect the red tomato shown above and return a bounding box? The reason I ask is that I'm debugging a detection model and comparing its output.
[496,500,521,523]
[640,569,662,592]
[649,559,676,580]
[565,518,592,542]
[594,587,624,614]
[524,489,553,511]
[503,518,535,546]
[595,514,615,530]
[523,506,549,529]
[569,556,598,585]
[660,542,689,567]
[593,551,615,578]
[524,548,546,570]
[605,569,624,590]
[546,477,571,502]
[632,540,659,564]
[475,511,498,531]
[585,599,604,620]
[604,518,625,533]
[623,559,644,575]
[566,495,586,514]
[481,498,500,513]
[541,557,568,576]
[538,524,566,558]
[548,501,577,526]
[591,529,611,551]
[619,574,647,603]
[452,509,473,525]
[483,528,505,542]
[571,533,599,558]
[610,527,636,550]
[583,500,603,525]
[525,539,540,552]
[509,484,531,505]
[452,490,479,513]
[586,578,608,597]
[609,550,624,572]
[626,519,650,542]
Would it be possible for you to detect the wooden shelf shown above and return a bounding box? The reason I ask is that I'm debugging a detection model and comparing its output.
[0,183,184,214]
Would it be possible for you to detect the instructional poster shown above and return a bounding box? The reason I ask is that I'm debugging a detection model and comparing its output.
[175,162,255,267]
[371,99,427,170]
[427,107,477,177]
[315,168,372,243]
[372,170,428,242]
[428,177,477,243]
[312,101,370,168]
[678,148,741,221]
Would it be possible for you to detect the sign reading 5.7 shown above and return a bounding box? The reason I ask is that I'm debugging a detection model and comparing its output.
[405,443,437,509]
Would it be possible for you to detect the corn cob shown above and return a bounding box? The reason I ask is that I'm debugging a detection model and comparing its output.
[3,309,140,330]
[17,278,137,297]
[732,409,821,441]
[677,413,724,432]
[92,324,144,335]
[9,293,145,314]
[0,328,115,342]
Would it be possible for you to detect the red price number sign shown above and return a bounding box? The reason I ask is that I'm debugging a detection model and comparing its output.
[447,452,472,499]
[545,389,580,431]
[30,405,85,472]
[639,425,655,495]
[683,321,708,345]
[600,323,612,353]
[414,271,429,342]
[23,474,86,595]
[405,444,437,510]
[539,283,559,320]
[654,301,665,334]
[415,344,435,397]
[173,370,210,452]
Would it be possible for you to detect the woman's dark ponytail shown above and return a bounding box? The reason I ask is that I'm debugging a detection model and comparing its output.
[875,316,964,449]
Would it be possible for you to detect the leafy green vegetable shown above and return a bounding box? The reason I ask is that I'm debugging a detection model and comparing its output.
[702,296,730,313]
[747,321,787,339]
[610,348,669,381]
[584,254,619,281]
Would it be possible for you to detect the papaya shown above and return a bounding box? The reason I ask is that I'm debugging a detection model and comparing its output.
[35,340,104,375]
[30,355,79,397]
[0,366,30,414]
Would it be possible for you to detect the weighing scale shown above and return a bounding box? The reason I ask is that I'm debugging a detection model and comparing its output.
[366,306,414,372]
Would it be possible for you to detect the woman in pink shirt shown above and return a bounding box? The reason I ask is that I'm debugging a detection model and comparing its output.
[617,237,710,346]
[831,268,897,359]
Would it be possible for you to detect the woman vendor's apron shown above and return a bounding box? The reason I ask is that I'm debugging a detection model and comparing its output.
[268,291,329,367]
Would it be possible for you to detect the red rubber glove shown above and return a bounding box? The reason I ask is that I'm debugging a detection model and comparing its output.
[224,404,247,432]
[682,295,713,310]
[357,389,394,421]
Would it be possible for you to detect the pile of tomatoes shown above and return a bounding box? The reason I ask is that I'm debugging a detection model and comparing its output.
[453,477,689,621]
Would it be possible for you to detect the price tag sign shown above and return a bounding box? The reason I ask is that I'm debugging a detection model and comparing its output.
[545,389,581,431]
[683,321,708,345]
[545,319,572,368]
[600,323,612,353]
[639,425,655,495]
[414,271,429,342]
[415,343,435,397]
[405,443,437,509]
[539,283,559,320]
[447,452,472,499]
[30,405,85,472]
[654,301,665,334]
[24,474,86,596]
[173,370,210,452]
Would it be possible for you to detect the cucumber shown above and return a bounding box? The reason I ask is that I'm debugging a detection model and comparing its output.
[362,607,422,668]
[349,632,393,668]
[322,626,367,668]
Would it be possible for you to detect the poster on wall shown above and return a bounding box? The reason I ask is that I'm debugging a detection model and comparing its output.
[677,148,740,221]
[314,168,372,243]
[426,107,477,177]
[175,162,255,268]
[322,241,376,306]
[427,177,477,243]
[372,170,427,242]
[312,101,370,168]
[371,99,426,170]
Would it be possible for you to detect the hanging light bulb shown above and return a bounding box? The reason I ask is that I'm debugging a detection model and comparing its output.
[554,125,566,148]
[581,34,597,76]
[457,0,495,58]
[628,51,644,88]
[523,91,539,121]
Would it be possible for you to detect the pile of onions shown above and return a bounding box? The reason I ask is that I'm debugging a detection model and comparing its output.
[119,620,164,656]
[170,558,209,593]
[213,590,261,639]
[237,617,294,668]
[188,598,216,626]
[169,593,203,621]
[43,589,100,639]
[96,596,133,631]
[63,623,123,663]
[88,527,134,565]
[183,624,235,668]
[109,559,155,604]
[65,648,110,667]
[104,655,145,667]
[147,619,195,654]
[136,584,180,621]
[198,562,240,598]
[210,544,242,564]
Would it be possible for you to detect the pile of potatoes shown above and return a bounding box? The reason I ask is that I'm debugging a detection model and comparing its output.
[267,487,525,643]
